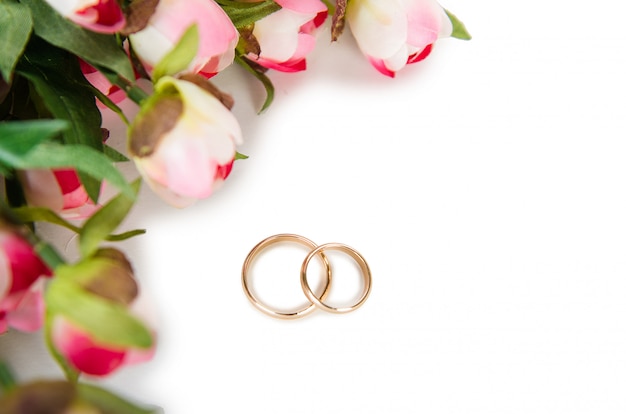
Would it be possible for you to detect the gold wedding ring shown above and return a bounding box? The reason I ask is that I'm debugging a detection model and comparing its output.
[241,234,332,319]
[300,243,372,314]
[242,234,372,319]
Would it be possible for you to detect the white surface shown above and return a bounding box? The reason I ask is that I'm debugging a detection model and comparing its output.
[3,0,626,412]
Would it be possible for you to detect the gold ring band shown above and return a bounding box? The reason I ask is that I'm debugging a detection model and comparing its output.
[300,243,372,314]
[241,234,332,319]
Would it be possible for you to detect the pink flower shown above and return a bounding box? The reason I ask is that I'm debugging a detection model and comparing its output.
[128,76,243,208]
[246,0,328,72]
[48,248,156,377]
[51,316,154,377]
[0,227,52,333]
[44,0,126,34]
[346,0,453,77]
[129,0,239,77]
[17,169,99,219]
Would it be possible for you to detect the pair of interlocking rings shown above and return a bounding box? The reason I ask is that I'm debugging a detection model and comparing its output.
[241,234,372,319]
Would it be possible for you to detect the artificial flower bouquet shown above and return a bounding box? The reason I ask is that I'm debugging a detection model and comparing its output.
[0,0,469,410]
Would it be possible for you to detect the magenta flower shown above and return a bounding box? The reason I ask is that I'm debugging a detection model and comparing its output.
[129,0,239,77]
[17,169,99,219]
[44,0,126,34]
[128,76,242,208]
[246,0,328,72]
[0,226,52,333]
[48,248,156,377]
[51,316,155,377]
[346,0,453,77]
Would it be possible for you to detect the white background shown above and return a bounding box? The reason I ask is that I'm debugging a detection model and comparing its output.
[2,0,626,412]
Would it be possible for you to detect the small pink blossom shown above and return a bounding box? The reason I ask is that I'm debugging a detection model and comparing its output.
[44,0,126,34]
[17,169,99,220]
[246,0,328,72]
[0,228,52,334]
[346,0,453,77]
[129,0,239,77]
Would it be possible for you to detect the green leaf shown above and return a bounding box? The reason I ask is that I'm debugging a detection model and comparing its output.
[235,152,248,160]
[80,180,141,257]
[47,272,153,348]
[12,206,146,242]
[12,142,135,200]
[20,0,135,81]
[216,0,282,28]
[78,384,159,414]
[16,38,107,200]
[0,1,33,81]
[235,54,274,113]
[151,24,199,82]
[445,9,472,40]
[107,228,147,242]
[17,39,103,149]
[12,207,81,234]
[90,84,130,126]
[0,119,68,166]
[104,144,130,162]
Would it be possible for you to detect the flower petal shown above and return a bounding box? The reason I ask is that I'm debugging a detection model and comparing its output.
[402,0,451,48]
[254,8,314,62]
[17,170,64,212]
[52,317,127,376]
[347,0,407,60]
[6,281,45,332]
[274,0,327,15]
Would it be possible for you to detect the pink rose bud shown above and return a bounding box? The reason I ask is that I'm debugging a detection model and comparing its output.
[17,169,99,220]
[49,248,156,377]
[129,0,239,77]
[128,76,243,208]
[0,224,52,333]
[246,0,328,72]
[346,0,453,77]
[44,0,126,34]
[51,316,155,377]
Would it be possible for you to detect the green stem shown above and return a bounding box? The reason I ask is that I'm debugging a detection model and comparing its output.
[33,239,66,270]
[99,68,150,106]
[0,361,17,392]
[125,85,149,105]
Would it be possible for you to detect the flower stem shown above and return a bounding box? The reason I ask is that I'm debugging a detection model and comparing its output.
[125,85,149,105]
[32,239,66,270]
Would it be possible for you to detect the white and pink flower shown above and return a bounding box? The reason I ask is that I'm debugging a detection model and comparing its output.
[0,226,52,333]
[246,0,328,72]
[129,0,239,77]
[17,169,99,220]
[44,0,126,34]
[346,0,453,77]
[128,76,242,208]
